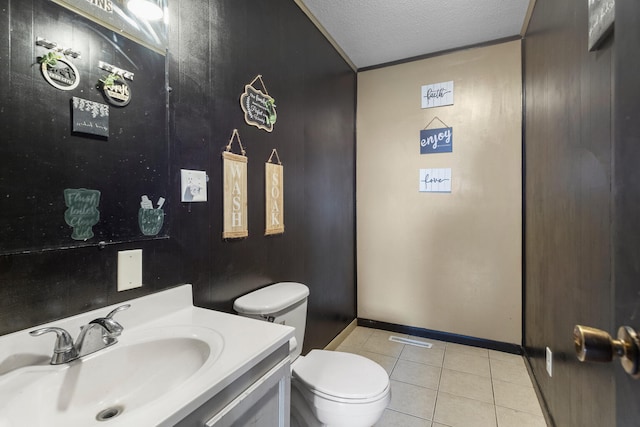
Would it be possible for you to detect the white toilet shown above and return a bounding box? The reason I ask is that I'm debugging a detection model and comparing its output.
[233,282,390,427]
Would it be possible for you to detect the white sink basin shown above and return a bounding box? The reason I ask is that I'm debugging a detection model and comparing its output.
[0,285,294,427]
[0,326,223,426]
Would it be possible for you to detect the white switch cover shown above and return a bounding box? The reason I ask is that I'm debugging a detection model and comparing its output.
[546,347,553,377]
[118,249,142,291]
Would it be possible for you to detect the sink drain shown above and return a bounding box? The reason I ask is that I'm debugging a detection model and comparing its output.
[96,406,124,421]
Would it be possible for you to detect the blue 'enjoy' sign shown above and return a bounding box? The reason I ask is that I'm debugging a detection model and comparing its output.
[420,127,452,154]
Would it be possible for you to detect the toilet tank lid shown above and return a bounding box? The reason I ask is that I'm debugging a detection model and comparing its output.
[234,282,310,315]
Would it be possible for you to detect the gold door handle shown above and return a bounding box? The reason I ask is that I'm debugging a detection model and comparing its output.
[574,325,640,378]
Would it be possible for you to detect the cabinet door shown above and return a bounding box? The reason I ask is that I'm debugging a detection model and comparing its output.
[205,358,291,427]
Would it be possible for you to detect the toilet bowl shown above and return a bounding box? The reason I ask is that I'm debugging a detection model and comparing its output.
[234,282,390,427]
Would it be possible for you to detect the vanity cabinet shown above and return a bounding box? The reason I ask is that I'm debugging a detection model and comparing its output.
[174,343,291,427]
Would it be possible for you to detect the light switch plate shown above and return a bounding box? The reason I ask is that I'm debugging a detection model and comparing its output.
[117,249,142,291]
[546,346,553,377]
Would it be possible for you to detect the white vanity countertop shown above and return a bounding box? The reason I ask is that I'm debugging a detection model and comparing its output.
[0,284,295,426]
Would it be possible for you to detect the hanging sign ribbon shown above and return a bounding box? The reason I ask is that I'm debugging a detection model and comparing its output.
[265,149,284,236]
[222,129,249,239]
[240,75,277,132]
[420,116,453,154]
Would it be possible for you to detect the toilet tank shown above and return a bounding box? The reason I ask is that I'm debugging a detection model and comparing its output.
[233,282,310,360]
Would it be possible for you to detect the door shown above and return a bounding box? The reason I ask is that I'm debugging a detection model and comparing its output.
[612,0,640,424]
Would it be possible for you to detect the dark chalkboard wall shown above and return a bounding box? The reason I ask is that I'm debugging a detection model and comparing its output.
[0,0,169,255]
[0,0,356,357]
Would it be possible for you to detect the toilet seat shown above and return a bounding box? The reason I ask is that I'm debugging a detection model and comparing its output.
[292,350,390,402]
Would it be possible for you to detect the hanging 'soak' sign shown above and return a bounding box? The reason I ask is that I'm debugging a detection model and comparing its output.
[240,85,276,132]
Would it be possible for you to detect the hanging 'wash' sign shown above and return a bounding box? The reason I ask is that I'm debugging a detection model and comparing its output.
[222,130,249,239]
[240,75,277,132]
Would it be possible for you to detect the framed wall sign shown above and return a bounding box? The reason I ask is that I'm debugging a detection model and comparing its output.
[49,0,168,54]
[419,168,452,193]
[72,97,109,137]
[421,81,454,109]
[222,130,249,239]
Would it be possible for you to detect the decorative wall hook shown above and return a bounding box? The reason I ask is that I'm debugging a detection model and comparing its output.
[36,37,81,59]
[98,61,135,81]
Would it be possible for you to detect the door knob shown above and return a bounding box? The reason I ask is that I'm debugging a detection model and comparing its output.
[573,325,640,379]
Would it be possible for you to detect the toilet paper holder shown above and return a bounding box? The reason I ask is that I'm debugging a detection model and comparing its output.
[573,324,640,379]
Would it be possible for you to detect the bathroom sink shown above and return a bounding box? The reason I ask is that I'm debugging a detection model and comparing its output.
[0,325,223,426]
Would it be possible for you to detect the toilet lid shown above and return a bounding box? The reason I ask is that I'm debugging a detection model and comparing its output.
[293,350,389,400]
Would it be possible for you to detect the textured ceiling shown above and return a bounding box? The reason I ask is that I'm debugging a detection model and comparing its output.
[298,0,532,69]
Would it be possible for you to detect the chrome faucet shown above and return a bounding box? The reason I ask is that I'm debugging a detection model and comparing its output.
[30,304,130,365]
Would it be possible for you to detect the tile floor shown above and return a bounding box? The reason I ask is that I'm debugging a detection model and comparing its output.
[334,327,547,427]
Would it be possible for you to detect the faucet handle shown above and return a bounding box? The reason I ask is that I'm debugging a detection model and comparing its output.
[30,327,78,364]
[91,304,131,337]
[106,303,131,320]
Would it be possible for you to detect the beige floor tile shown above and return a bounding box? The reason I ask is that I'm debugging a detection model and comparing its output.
[363,331,406,358]
[439,369,494,404]
[488,350,523,363]
[490,358,533,387]
[493,379,543,416]
[444,351,491,377]
[446,343,489,358]
[400,345,445,367]
[357,350,399,375]
[496,406,548,427]
[434,392,497,427]
[432,424,452,427]
[374,409,431,427]
[406,335,448,350]
[341,326,375,348]
[387,380,437,420]
[391,359,442,390]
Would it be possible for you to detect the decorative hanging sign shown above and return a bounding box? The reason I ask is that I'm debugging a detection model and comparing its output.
[99,74,132,107]
[419,168,452,193]
[72,97,110,137]
[138,195,165,236]
[240,75,277,132]
[421,81,454,109]
[39,53,80,91]
[222,130,249,239]
[265,149,284,236]
[420,117,453,154]
[63,188,101,241]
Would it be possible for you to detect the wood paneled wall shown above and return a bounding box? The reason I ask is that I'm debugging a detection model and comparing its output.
[523,0,615,425]
[0,0,356,353]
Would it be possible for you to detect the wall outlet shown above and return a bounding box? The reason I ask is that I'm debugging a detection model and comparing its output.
[546,346,553,377]
[117,249,143,291]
